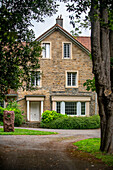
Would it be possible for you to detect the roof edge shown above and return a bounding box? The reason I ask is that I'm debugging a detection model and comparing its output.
[36,24,90,55]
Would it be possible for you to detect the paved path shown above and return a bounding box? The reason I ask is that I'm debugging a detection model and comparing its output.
[0,127,112,170]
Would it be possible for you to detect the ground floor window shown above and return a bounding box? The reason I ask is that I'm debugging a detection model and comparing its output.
[81,102,85,115]
[65,102,77,115]
[56,101,86,116]
[56,102,61,113]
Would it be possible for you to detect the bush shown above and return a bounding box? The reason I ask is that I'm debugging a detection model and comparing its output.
[0,102,24,126]
[41,114,100,129]
[41,110,67,123]
[0,107,5,121]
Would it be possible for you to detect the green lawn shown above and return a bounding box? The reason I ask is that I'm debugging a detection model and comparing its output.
[0,128,57,135]
[73,138,113,166]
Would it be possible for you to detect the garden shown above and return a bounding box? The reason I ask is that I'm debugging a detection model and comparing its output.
[0,102,100,129]
[40,110,100,129]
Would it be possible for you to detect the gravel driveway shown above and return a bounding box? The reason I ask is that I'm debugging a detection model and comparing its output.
[0,127,112,170]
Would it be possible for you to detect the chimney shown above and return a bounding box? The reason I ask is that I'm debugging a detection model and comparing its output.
[56,15,63,27]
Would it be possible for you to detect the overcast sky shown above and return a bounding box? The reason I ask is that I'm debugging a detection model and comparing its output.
[31,2,90,38]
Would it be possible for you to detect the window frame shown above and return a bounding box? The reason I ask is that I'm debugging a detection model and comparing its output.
[55,101,86,116]
[65,70,78,88]
[81,102,86,116]
[65,102,77,115]
[41,41,51,59]
[62,42,72,59]
[30,70,42,87]
[56,102,61,113]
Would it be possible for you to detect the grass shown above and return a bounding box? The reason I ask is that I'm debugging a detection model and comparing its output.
[73,138,113,166]
[0,128,57,135]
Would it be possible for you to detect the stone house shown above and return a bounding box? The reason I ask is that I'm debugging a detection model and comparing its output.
[1,17,96,122]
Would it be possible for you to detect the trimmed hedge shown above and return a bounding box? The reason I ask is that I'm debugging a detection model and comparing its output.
[41,110,67,123]
[0,102,24,126]
[41,115,100,129]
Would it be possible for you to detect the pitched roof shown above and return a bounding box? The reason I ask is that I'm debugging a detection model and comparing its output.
[36,24,91,55]
[76,36,91,51]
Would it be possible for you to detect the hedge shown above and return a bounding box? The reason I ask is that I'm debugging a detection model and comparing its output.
[40,115,100,129]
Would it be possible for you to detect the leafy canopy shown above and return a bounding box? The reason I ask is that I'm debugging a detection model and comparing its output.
[0,0,58,99]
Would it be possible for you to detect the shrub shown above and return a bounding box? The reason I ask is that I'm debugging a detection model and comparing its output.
[0,102,24,126]
[0,107,5,121]
[41,110,67,123]
[41,115,100,129]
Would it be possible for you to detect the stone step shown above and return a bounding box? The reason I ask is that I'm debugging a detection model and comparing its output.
[21,122,40,128]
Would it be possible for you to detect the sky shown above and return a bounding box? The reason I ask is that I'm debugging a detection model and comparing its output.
[31,2,91,39]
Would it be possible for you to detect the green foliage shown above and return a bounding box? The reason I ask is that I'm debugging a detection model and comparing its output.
[0,1,58,99]
[74,138,113,166]
[0,128,57,135]
[41,110,67,123]
[0,122,3,126]
[83,77,96,92]
[0,107,5,121]
[41,114,100,129]
[0,102,24,126]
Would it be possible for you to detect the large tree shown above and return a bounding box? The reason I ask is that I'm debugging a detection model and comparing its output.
[0,0,58,99]
[63,0,113,153]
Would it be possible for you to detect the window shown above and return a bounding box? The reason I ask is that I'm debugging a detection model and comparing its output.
[31,71,40,87]
[63,43,71,58]
[55,101,86,116]
[42,43,50,58]
[56,102,61,113]
[81,102,85,115]
[65,102,77,115]
[0,101,4,108]
[66,72,77,87]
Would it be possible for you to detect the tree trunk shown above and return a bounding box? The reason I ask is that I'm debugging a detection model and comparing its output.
[91,0,113,153]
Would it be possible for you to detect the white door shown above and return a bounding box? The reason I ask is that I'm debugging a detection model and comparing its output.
[30,102,40,121]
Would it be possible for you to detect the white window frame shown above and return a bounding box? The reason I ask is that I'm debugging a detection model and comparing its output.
[55,101,86,116]
[62,42,72,59]
[65,70,78,88]
[41,41,51,59]
[30,70,42,87]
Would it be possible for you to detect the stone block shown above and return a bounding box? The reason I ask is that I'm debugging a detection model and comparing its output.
[3,111,15,132]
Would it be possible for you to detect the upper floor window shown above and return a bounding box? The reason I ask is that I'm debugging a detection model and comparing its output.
[63,43,71,59]
[66,71,78,88]
[42,42,51,59]
[31,71,41,87]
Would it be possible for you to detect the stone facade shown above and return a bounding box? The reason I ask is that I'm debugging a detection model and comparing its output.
[17,24,96,122]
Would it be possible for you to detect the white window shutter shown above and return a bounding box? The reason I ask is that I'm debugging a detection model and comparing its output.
[77,102,81,116]
[61,101,65,115]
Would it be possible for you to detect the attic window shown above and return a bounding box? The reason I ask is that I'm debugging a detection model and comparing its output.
[63,43,71,58]
[42,43,50,59]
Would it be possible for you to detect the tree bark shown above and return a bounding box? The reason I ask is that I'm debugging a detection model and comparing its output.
[91,0,113,153]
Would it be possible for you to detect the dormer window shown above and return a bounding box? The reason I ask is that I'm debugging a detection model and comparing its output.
[63,42,72,59]
[42,42,51,59]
